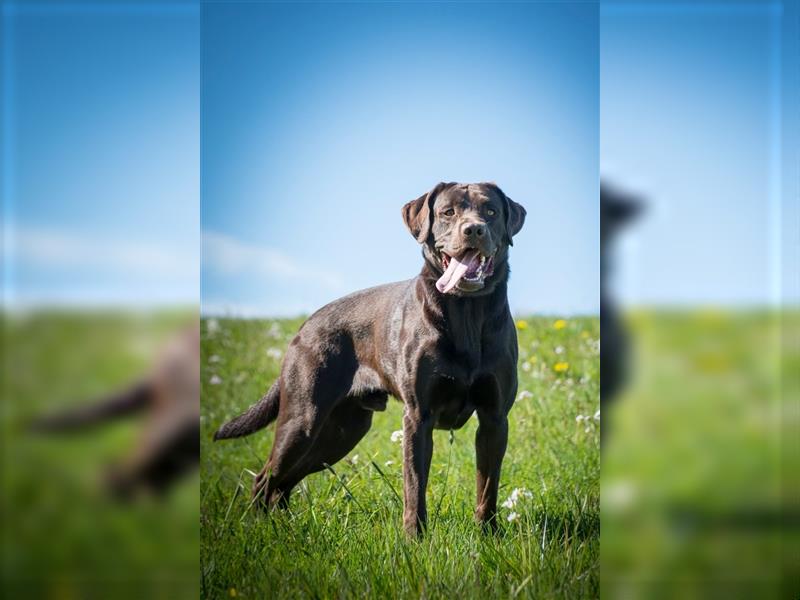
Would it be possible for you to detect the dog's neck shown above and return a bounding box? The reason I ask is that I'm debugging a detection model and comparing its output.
[417,261,511,352]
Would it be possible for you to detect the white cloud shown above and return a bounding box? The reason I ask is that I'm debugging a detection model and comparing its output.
[1,226,198,307]
[202,230,344,291]
[5,227,195,277]
[200,300,304,318]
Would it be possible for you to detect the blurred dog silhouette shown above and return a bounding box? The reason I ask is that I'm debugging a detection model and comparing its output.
[601,181,642,440]
[29,326,200,499]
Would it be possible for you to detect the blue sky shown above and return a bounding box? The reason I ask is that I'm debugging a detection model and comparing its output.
[201,2,599,317]
[1,1,199,308]
[601,1,785,307]
[5,2,786,314]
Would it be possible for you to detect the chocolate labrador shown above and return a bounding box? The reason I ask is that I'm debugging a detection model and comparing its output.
[215,182,526,535]
[600,181,642,442]
[30,326,201,498]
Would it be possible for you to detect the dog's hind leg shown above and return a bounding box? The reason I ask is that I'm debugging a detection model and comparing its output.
[251,408,325,510]
[291,397,377,475]
[251,332,374,510]
[252,395,379,509]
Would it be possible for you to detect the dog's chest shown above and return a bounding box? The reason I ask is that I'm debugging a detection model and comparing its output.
[429,369,496,430]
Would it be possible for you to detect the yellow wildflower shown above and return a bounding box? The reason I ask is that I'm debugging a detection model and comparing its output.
[553,362,569,373]
[515,320,529,330]
[554,319,567,330]
[229,588,237,598]
[580,330,590,339]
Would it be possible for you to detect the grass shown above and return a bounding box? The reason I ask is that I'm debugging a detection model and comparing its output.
[6,308,791,597]
[0,310,599,598]
[201,315,600,599]
[1,311,200,599]
[601,309,798,598]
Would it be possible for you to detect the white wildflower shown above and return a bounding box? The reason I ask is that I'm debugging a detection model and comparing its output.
[350,454,359,465]
[390,430,404,443]
[554,345,564,355]
[209,375,222,385]
[503,487,533,516]
[266,347,283,360]
[576,413,597,433]
[517,390,534,401]
[207,318,220,334]
[384,460,394,467]
[510,487,533,501]
[507,511,520,522]
[522,361,532,372]
[209,354,221,363]
[605,479,637,511]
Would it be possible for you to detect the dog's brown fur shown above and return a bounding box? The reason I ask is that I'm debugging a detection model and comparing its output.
[30,326,200,498]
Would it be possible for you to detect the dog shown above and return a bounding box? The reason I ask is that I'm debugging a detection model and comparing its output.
[214,182,526,536]
[600,181,642,440]
[29,326,200,498]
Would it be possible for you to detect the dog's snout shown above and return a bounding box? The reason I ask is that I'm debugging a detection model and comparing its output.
[461,222,487,242]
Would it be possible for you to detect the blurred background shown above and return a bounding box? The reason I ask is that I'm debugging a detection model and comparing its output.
[1,0,199,597]
[600,0,798,597]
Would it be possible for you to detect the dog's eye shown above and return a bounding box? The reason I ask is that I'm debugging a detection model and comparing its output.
[444,208,455,217]
[486,208,496,217]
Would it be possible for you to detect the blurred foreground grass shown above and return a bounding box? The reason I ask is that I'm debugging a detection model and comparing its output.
[602,309,799,598]
[201,315,601,599]
[1,311,199,599]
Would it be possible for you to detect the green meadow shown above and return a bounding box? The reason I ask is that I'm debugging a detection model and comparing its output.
[1,312,199,599]
[601,309,798,598]
[201,315,601,599]
[3,310,793,598]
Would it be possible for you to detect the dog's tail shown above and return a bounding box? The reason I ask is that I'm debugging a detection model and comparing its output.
[213,380,280,441]
[29,381,153,433]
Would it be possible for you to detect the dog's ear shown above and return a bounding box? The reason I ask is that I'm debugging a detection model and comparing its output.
[601,183,642,227]
[505,197,527,245]
[401,182,451,244]
[486,183,526,246]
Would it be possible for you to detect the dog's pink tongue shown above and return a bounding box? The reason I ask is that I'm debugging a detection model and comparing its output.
[436,250,480,293]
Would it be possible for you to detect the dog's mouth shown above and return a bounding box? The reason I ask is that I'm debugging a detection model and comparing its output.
[436,249,495,294]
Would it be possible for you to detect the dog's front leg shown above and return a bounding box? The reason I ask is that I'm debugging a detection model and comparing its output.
[475,409,509,531]
[402,404,433,537]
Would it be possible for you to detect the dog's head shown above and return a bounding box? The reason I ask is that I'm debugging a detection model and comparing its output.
[601,181,642,245]
[402,182,526,296]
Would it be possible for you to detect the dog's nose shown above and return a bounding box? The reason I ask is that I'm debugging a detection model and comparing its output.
[462,222,487,241]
